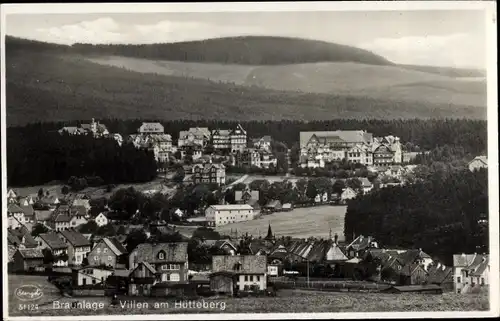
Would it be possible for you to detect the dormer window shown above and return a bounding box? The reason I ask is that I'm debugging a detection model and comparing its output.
[158,250,166,260]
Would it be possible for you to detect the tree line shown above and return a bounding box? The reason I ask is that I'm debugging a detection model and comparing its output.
[344,168,489,265]
[7,129,157,186]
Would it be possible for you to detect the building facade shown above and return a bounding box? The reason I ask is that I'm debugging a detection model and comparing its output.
[205,204,255,227]
[192,163,226,185]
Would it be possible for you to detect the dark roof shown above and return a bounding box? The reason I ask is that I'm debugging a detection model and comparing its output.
[59,229,91,247]
[101,237,128,256]
[8,231,21,245]
[346,235,376,252]
[9,228,38,247]
[35,210,53,221]
[70,205,88,216]
[54,213,71,222]
[427,264,453,284]
[212,255,267,274]
[387,285,442,292]
[20,205,35,217]
[453,254,477,267]
[17,248,44,259]
[131,242,188,264]
[8,203,24,214]
[38,232,68,250]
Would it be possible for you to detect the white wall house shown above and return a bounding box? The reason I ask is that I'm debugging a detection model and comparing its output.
[205,204,255,227]
[94,213,109,227]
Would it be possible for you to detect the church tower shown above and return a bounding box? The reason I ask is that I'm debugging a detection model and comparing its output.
[265,222,274,241]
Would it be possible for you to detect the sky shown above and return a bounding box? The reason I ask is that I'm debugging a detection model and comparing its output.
[5,10,488,69]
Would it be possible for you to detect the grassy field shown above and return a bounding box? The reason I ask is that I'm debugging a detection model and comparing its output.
[8,274,62,315]
[9,288,489,316]
[215,205,347,240]
[88,56,486,107]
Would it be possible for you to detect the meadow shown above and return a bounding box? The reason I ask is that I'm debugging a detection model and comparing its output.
[9,288,489,316]
[215,205,347,240]
[87,56,486,107]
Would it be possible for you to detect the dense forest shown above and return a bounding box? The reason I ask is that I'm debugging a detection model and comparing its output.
[344,168,489,265]
[7,130,157,186]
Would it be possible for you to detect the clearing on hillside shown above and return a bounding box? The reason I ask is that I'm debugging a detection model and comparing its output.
[215,205,347,240]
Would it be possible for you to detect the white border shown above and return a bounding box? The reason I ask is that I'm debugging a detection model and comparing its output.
[1,1,498,320]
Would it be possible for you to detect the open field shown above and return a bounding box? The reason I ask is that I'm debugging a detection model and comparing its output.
[8,274,62,314]
[9,288,489,316]
[87,56,486,107]
[8,177,176,200]
[215,205,347,240]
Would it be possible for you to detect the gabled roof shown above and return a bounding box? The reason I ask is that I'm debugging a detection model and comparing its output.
[35,210,53,221]
[70,205,88,216]
[469,156,488,166]
[359,177,372,188]
[17,248,44,259]
[38,232,68,250]
[427,264,453,284]
[20,205,35,217]
[8,231,21,245]
[300,130,372,148]
[453,253,478,267]
[132,242,188,264]
[212,255,266,274]
[101,237,128,256]
[54,213,71,222]
[8,203,24,214]
[59,229,91,247]
[209,204,253,211]
[235,190,259,202]
[346,235,376,252]
[471,256,489,276]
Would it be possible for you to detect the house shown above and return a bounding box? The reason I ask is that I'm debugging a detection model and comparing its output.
[468,156,488,172]
[58,229,92,266]
[210,255,267,295]
[69,211,88,229]
[8,204,26,229]
[427,263,454,291]
[234,190,258,205]
[80,118,109,137]
[178,127,211,148]
[345,235,378,258]
[72,266,115,286]
[340,188,357,204]
[128,242,189,284]
[252,136,272,152]
[19,196,36,207]
[53,213,72,231]
[372,144,394,165]
[94,212,109,227]
[282,203,293,212]
[300,130,373,150]
[201,239,238,255]
[212,124,247,153]
[88,237,128,268]
[8,229,38,249]
[35,210,53,226]
[128,262,158,296]
[373,136,402,164]
[39,195,60,209]
[347,144,373,165]
[72,198,91,211]
[314,192,329,203]
[12,248,44,272]
[205,204,255,227]
[7,189,18,201]
[453,253,489,294]
[192,163,226,185]
[36,232,69,267]
[138,122,164,134]
[264,200,282,213]
[359,177,373,193]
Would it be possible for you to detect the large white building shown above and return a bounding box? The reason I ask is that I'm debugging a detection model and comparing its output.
[453,253,489,294]
[205,204,255,227]
[178,127,211,148]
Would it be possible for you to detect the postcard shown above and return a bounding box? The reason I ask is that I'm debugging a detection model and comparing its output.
[1,1,498,320]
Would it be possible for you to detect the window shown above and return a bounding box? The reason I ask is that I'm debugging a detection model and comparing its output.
[92,279,96,284]
[465,271,469,277]
[249,275,253,282]
[103,248,108,253]
[481,278,485,285]
[94,257,98,261]
[457,277,461,283]
[257,276,260,282]
[244,276,248,281]
[97,248,101,254]
[158,251,166,260]
[108,256,112,261]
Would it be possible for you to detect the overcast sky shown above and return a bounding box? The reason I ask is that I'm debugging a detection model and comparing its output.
[5,10,487,69]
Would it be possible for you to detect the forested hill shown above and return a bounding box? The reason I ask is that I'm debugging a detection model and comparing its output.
[344,168,489,265]
[6,35,393,66]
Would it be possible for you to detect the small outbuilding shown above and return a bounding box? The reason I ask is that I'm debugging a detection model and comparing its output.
[381,284,443,294]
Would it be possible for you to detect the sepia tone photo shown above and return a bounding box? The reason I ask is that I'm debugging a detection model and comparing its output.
[1,2,498,320]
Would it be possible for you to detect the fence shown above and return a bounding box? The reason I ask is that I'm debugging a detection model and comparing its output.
[272,280,391,293]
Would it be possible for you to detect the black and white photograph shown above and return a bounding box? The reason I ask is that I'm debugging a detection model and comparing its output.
[1,2,498,319]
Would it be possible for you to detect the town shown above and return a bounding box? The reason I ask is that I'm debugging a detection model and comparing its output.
[7,119,490,309]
